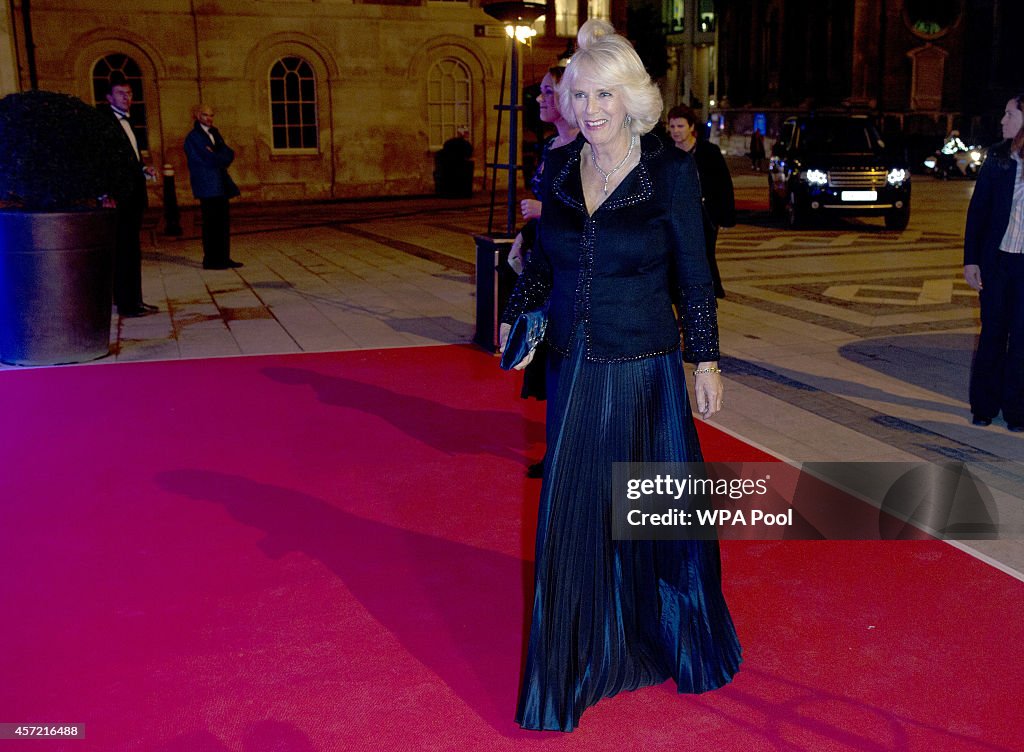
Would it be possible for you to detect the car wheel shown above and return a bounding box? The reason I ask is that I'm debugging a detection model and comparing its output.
[785,192,803,229]
[885,207,910,231]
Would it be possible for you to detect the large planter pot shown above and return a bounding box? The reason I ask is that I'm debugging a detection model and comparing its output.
[0,209,116,366]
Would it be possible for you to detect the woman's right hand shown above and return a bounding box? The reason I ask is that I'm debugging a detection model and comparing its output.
[964,264,983,292]
[521,198,543,221]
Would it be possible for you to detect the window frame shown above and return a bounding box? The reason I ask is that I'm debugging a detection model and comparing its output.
[269,55,320,154]
[426,57,473,151]
[91,53,150,152]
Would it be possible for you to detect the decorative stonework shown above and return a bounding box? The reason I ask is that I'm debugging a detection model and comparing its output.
[7,2,511,202]
[907,44,947,111]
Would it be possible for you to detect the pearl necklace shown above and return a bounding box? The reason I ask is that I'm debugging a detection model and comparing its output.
[589,135,637,195]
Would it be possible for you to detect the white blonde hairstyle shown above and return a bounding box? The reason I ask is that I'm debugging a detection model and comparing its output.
[558,18,663,136]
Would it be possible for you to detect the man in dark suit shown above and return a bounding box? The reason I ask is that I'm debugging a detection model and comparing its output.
[666,105,736,299]
[184,104,242,270]
[103,75,158,317]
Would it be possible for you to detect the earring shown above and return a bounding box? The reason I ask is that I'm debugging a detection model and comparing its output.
[624,114,632,128]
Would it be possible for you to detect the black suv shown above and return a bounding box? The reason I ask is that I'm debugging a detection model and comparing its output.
[768,115,911,230]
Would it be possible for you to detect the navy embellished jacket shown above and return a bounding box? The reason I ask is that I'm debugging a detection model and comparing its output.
[502,133,719,363]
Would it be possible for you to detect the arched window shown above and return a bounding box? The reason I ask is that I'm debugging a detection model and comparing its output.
[92,53,149,150]
[269,56,318,150]
[427,58,471,149]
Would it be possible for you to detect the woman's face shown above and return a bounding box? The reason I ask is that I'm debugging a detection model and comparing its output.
[667,117,695,146]
[1002,98,1023,140]
[570,75,629,149]
[537,73,563,125]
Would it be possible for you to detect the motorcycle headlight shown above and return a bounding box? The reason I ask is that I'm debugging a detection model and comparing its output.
[970,150,982,163]
[887,168,909,186]
[923,157,937,169]
[803,169,828,186]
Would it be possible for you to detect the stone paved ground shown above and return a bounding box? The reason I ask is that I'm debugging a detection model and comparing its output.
[8,164,1023,576]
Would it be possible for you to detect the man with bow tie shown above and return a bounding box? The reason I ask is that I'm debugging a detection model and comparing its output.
[184,104,242,270]
[103,76,158,317]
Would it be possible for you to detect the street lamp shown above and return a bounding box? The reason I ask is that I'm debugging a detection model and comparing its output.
[474,1,545,352]
[482,0,546,236]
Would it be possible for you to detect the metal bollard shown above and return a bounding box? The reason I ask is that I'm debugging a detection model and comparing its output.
[161,164,183,236]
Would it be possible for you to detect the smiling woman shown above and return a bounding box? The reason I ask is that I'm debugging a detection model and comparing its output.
[500,17,740,734]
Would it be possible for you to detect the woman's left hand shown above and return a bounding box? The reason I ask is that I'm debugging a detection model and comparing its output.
[693,362,723,419]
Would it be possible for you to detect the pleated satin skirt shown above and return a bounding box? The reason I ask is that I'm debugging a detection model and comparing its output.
[515,330,742,732]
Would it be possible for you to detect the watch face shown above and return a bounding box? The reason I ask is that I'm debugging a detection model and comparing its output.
[903,0,961,40]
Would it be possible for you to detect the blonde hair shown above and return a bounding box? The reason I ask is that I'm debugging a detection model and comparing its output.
[558,19,663,137]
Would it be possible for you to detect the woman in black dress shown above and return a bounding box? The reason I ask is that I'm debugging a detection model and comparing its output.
[508,66,579,476]
[501,19,741,732]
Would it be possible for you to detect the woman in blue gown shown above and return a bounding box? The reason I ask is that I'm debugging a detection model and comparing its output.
[500,19,742,732]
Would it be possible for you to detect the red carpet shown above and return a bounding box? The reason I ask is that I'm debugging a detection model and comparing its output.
[0,345,1021,751]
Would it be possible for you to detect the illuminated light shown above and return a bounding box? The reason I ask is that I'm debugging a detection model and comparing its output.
[923,157,937,169]
[804,168,828,186]
[709,98,716,107]
[887,168,909,186]
[505,24,537,42]
[970,150,982,163]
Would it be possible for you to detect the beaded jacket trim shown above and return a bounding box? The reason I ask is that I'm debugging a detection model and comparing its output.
[502,133,720,364]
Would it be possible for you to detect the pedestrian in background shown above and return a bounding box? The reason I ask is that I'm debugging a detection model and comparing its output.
[507,64,579,478]
[667,105,735,298]
[963,93,1024,431]
[749,128,765,171]
[185,104,242,270]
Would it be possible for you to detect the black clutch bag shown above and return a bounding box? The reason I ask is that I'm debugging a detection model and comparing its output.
[500,308,548,370]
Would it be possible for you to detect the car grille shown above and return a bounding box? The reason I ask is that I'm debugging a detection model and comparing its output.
[827,169,888,189]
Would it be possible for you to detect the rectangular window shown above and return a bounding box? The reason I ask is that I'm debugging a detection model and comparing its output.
[427,58,473,150]
[669,0,685,33]
[269,56,318,151]
[588,0,609,22]
[555,0,577,37]
[699,0,715,32]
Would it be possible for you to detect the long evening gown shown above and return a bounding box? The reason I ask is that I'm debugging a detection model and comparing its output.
[507,135,742,732]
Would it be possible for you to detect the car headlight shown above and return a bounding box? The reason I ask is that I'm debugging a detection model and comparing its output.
[887,168,909,186]
[803,169,828,186]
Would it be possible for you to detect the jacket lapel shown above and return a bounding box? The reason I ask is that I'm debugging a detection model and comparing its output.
[552,133,661,215]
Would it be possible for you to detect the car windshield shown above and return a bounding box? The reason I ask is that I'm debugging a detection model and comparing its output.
[796,119,880,154]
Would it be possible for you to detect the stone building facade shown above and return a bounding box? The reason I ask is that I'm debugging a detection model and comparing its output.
[3,0,603,203]
[713,0,1018,146]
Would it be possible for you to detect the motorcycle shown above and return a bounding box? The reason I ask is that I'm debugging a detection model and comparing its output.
[923,134,985,179]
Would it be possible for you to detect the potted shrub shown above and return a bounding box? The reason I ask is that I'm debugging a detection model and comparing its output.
[0,89,135,365]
